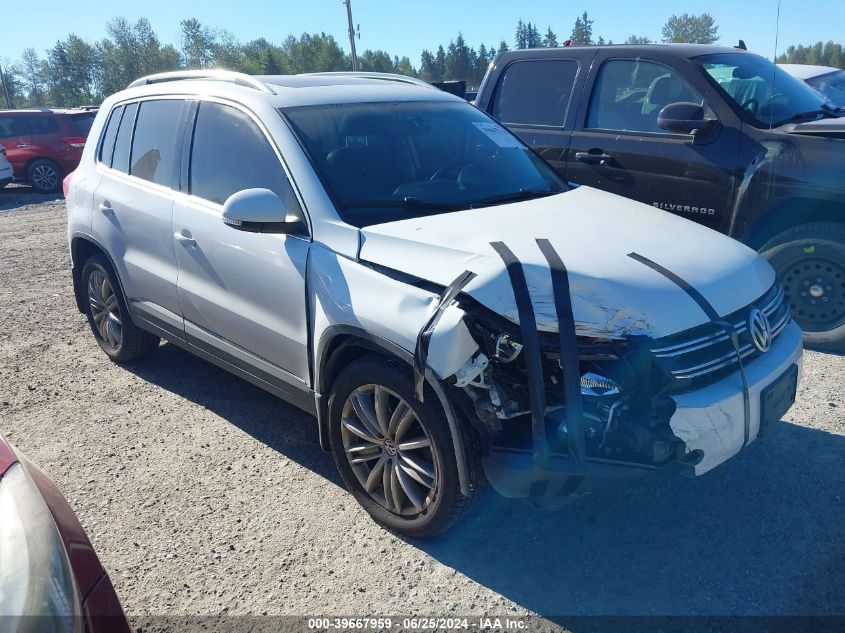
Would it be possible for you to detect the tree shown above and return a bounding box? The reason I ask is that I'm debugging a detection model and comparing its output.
[524,22,542,48]
[625,34,653,45]
[359,49,394,73]
[515,19,527,49]
[17,48,46,106]
[662,13,719,44]
[394,56,416,77]
[181,18,214,68]
[543,27,558,48]
[571,11,594,46]
[776,41,844,68]
[45,35,96,106]
[419,49,438,81]
[498,40,509,55]
[434,45,447,81]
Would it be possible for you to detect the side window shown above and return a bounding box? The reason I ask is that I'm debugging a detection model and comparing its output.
[190,101,301,213]
[0,115,30,138]
[130,100,185,187]
[98,106,124,166]
[491,60,579,127]
[28,117,60,135]
[587,60,705,134]
[112,102,138,174]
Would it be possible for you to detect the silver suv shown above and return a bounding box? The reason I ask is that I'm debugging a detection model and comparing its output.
[67,70,803,536]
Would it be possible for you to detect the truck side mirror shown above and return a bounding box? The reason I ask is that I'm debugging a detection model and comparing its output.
[221,188,306,235]
[657,102,717,137]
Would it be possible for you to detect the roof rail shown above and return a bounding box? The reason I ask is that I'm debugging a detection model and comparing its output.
[302,71,434,89]
[127,70,276,95]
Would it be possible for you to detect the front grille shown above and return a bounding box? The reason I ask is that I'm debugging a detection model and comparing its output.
[650,283,791,386]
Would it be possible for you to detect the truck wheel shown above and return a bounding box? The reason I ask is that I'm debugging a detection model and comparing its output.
[327,355,482,537]
[761,222,845,352]
[27,159,62,193]
[81,254,160,362]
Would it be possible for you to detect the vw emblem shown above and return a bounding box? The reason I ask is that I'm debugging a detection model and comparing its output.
[748,308,772,353]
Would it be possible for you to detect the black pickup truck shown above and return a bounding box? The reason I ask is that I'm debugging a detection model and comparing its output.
[476,44,845,350]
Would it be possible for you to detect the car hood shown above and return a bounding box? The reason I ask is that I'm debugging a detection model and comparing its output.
[785,116,845,139]
[358,186,775,339]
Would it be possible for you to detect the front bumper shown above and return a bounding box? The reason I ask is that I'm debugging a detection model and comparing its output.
[669,319,803,476]
[483,320,803,498]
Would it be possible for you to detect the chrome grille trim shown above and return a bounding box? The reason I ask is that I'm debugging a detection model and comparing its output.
[649,283,791,383]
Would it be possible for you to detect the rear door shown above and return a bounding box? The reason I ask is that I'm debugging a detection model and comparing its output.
[0,113,33,175]
[172,99,311,394]
[565,52,741,232]
[92,98,189,336]
[481,52,593,175]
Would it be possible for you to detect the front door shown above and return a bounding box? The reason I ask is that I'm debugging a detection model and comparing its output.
[172,99,311,392]
[565,55,740,233]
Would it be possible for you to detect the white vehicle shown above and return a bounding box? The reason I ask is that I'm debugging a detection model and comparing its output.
[779,64,845,107]
[0,144,13,188]
[66,71,802,536]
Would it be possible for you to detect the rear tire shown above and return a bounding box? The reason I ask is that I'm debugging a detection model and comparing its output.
[27,158,62,193]
[81,254,160,362]
[327,355,482,537]
[761,222,845,352]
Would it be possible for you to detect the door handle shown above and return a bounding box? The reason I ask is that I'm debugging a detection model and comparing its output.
[98,202,113,214]
[15,144,30,149]
[174,231,196,247]
[575,151,615,165]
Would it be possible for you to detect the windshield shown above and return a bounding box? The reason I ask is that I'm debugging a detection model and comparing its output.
[696,53,829,127]
[806,70,845,108]
[282,100,566,227]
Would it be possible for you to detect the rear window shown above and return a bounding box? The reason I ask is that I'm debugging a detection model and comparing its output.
[129,100,185,188]
[112,102,138,174]
[66,113,96,135]
[27,116,61,135]
[98,106,124,166]
[0,115,30,138]
[491,60,579,127]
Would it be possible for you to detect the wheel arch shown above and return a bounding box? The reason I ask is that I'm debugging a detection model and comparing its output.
[315,325,474,497]
[745,197,845,250]
[70,234,125,315]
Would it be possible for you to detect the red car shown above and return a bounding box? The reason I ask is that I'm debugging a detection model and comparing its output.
[0,109,96,193]
[0,434,130,632]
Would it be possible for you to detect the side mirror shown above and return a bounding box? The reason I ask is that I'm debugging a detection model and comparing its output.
[221,188,306,234]
[657,102,718,136]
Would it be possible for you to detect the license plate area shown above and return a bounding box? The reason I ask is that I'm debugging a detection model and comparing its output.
[759,363,798,436]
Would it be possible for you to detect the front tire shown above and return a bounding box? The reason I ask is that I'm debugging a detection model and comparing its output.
[81,255,160,362]
[27,159,62,193]
[761,222,845,352]
[327,355,481,537]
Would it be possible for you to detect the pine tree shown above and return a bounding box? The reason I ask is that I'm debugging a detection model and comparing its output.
[543,27,558,48]
[571,11,594,46]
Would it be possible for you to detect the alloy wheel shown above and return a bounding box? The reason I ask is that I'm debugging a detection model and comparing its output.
[87,271,123,350]
[341,384,439,516]
[32,164,58,191]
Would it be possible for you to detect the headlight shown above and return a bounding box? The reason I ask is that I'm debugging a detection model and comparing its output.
[0,464,82,632]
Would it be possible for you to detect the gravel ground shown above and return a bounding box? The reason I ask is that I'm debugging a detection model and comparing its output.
[1,187,843,630]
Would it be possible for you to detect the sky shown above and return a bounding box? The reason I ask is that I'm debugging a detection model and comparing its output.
[1,0,842,67]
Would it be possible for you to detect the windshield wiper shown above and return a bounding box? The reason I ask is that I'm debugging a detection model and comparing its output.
[470,189,558,208]
[341,197,467,211]
[774,109,831,126]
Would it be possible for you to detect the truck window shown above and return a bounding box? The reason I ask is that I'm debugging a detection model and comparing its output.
[491,60,578,127]
[587,60,704,134]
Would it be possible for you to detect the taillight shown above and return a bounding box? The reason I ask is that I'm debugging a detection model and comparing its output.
[62,172,74,198]
[63,137,86,149]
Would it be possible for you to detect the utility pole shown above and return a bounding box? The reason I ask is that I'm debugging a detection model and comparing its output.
[0,64,12,109]
[343,0,359,71]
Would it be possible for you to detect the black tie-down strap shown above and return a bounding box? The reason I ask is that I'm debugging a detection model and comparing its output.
[413,270,477,401]
[628,252,752,445]
[490,242,550,491]
[536,239,587,468]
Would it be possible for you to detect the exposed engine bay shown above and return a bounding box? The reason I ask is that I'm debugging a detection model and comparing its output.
[453,301,680,467]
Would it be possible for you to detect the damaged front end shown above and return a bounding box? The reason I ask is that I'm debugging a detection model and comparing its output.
[449,297,682,498]
[424,241,799,500]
